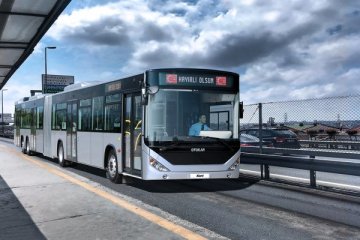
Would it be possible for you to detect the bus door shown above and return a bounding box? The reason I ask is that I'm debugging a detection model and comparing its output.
[66,101,78,162]
[123,93,142,176]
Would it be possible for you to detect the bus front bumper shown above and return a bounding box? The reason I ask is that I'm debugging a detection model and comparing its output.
[142,169,240,180]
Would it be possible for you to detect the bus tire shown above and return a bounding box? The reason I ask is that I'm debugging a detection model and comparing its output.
[21,137,26,154]
[25,138,32,155]
[106,149,122,183]
[58,142,67,167]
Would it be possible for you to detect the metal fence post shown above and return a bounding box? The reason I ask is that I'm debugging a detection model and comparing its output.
[259,103,263,154]
[310,156,316,187]
[264,165,270,179]
[310,170,316,187]
[258,103,268,179]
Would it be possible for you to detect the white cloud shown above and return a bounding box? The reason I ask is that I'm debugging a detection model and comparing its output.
[3,82,39,114]
[290,84,335,100]
[33,42,44,54]
[241,29,360,104]
[263,11,280,22]
[49,1,189,47]
[45,0,360,105]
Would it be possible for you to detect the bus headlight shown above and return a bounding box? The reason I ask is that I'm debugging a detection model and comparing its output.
[149,158,169,172]
[228,157,240,171]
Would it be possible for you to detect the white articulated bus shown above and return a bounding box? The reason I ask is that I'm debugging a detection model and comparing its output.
[14,68,241,183]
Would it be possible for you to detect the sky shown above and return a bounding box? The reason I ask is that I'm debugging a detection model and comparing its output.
[3,0,360,115]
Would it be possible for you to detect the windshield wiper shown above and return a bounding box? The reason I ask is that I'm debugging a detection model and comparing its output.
[155,136,236,152]
[201,136,235,152]
[159,137,184,151]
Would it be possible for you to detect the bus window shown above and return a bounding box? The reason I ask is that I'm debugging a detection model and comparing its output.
[105,103,121,132]
[105,94,121,103]
[53,103,67,130]
[79,107,91,131]
[57,110,67,130]
[92,96,104,131]
[37,106,43,129]
[52,105,55,129]
[79,99,92,131]
[18,106,35,129]
[146,90,236,141]
[105,94,121,132]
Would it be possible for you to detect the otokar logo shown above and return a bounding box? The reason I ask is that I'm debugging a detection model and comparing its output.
[191,148,205,152]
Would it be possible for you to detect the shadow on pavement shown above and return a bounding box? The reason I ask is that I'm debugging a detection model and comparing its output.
[124,177,259,193]
[0,175,46,240]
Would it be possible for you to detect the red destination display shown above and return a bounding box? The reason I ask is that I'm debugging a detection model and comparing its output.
[166,74,178,84]
[159,72,234,88]
[216,76,227,86]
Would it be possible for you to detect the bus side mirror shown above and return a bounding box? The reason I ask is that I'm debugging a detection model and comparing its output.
[239,101,244,119]
[141,87,148,105]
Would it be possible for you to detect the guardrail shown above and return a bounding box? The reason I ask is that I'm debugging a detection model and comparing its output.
[242,145,360,159]
[300,140,360,151]
[240,146,360,188]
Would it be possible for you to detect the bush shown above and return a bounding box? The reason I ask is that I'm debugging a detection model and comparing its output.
[307,130,318,137]
[346,130,358,136]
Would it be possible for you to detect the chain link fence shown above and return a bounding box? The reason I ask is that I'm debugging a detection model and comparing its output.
[240,95,360,155]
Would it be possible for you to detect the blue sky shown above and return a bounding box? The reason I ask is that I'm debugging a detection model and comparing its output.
[3,0,360,114]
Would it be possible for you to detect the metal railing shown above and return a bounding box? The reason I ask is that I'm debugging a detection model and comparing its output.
[242,144,360,159]
[300,140,360,151]
[240,150,360,188]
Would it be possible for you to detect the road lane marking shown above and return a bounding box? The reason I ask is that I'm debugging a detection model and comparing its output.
[240,169,360,191]
[8,148,207,240]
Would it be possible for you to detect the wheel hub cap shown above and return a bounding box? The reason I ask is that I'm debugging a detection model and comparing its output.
[108,155,117,178]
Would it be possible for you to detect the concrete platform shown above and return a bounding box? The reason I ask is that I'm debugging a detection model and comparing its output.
[0,140,216,240]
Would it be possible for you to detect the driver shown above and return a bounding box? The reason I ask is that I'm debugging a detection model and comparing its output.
[189,114,210,136]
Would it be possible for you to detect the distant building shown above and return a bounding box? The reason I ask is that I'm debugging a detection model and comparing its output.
[283,123,343,140]
[304,124,339,134]
[347,126,360,135]
[283,124,314,134]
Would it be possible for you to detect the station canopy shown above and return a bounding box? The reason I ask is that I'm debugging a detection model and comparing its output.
[0,0,71,90]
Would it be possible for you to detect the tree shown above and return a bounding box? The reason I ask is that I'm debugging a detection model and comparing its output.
[326,129,337,140]
[307,130,318,140]
[346,129,358,141]
[307,130,318,148]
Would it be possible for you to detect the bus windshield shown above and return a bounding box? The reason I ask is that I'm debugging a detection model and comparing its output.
[145,89,237,142]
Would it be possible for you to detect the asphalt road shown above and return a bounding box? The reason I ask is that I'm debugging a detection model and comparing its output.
[1,139,360,239]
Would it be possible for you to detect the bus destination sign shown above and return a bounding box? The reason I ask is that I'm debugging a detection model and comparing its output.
[159,73,233,88]
[106,81,122,92]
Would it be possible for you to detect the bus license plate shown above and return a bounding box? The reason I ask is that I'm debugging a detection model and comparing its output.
[190,173,210,179]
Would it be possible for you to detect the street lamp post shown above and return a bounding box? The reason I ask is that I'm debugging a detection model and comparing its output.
[1,89,8,135]
[44,46,56,93]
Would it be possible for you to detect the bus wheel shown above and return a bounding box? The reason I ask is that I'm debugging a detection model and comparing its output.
[25,139,31,155]
[58,143,67,167]
[21,138,26,154]
[106,149,122,183]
